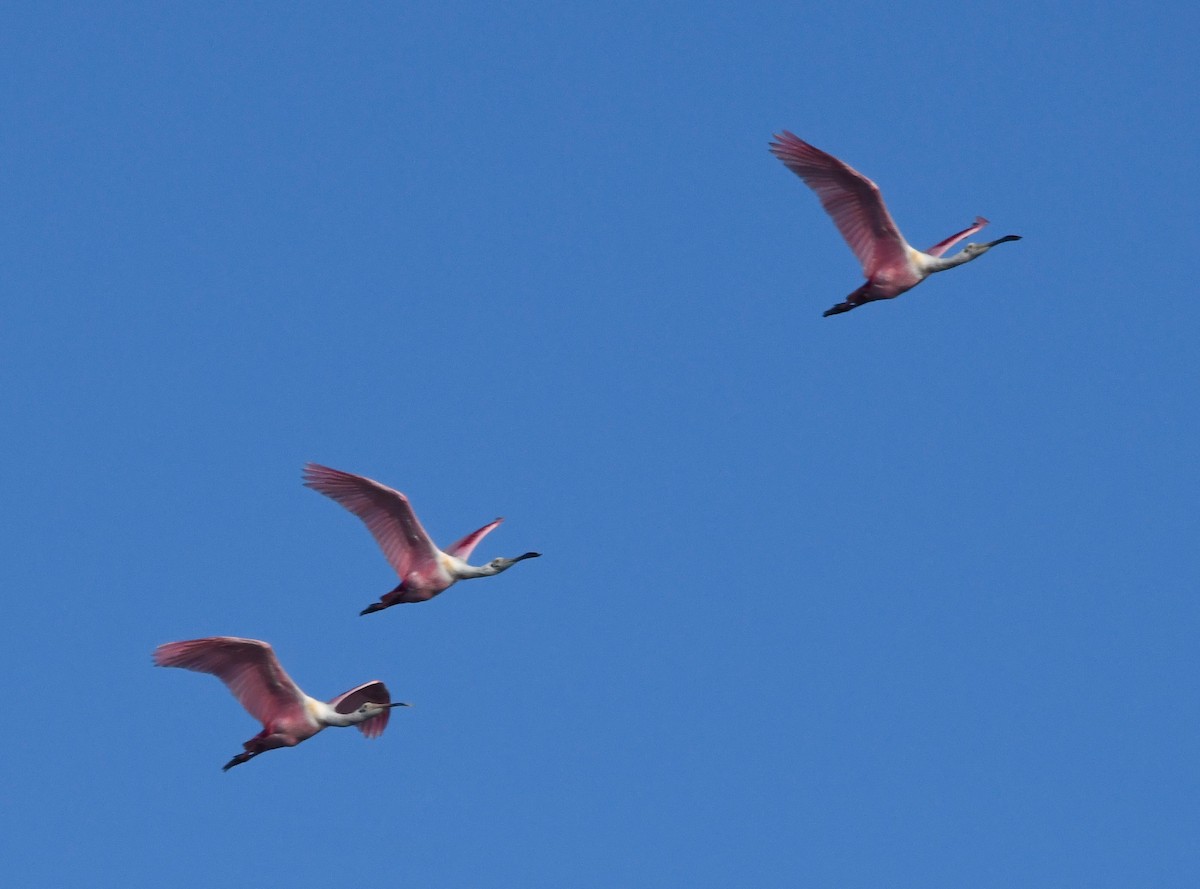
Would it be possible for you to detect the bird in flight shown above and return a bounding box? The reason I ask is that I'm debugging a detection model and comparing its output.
[303,463,541,615]
[769,131,1021,316]
[153,636,407,771]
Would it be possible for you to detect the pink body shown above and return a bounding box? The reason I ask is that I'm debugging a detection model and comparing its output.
[769,132,1017,316]
[154,636,400,770]
[303,463,540,614]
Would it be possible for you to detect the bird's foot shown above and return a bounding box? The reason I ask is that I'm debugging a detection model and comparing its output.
[222,752,255,772]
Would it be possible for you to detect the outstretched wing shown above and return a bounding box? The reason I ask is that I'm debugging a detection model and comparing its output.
[328,680,395,738]
[303,463,441,578]
[154,637,305,726]
[925,216,989,257]
[443,518,503,561]
[769,132,911,278]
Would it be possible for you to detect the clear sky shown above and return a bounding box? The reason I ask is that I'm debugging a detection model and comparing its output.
[2,2,1197,887]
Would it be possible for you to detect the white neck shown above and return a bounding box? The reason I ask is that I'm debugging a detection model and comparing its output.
[307,696,385,729]
[304,696,349,728]
[923,248,981,274]
[439,550,505,580]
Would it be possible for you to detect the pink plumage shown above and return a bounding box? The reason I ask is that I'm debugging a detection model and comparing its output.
[154,636,406,770]
[155,636,304,726]
[303,463,541,615]
[444,518,505,561]
[769,131,1020,316]
[302,463,441,580]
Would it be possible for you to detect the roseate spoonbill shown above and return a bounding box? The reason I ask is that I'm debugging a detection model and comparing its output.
[303,463,541,615]
[153,636,408,771]
[769,131,1021,316]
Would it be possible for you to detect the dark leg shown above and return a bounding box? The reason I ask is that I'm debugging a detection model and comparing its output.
[361,581,406,615]
[223,729,294,771]
[823,301,856,317]
[222,750,259,771]
[825,282,874,317]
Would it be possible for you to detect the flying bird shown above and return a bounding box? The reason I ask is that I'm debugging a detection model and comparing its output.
[769,131,1021,316]
[303,463,541,615]
[153,636,407,771]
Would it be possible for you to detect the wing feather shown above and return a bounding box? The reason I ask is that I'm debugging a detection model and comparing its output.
[328,680,395,739]
[303,463,441,578]
[925,216,989,257]
[769,132,912,277]
[154,637,305,726]
[443,518,503,561]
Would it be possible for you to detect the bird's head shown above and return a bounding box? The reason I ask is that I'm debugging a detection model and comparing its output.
[965,234,1022,257]
[351,700,410,723]
[955,232,1022,260]
[487,552,542,573]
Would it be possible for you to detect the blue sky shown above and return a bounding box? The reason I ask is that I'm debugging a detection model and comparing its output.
[2,2,1197,886]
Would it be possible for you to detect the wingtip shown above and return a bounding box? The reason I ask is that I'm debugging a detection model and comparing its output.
[768,129,808,152]
[301,461,331,482]
[301,461,351,479]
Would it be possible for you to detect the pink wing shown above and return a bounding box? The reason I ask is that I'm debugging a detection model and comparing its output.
[154,637,305,726]
[769,132,912,278]
[925,216,989,258]
[303,463,441,578]
[328,680,395,739]
[444,518,503,561]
